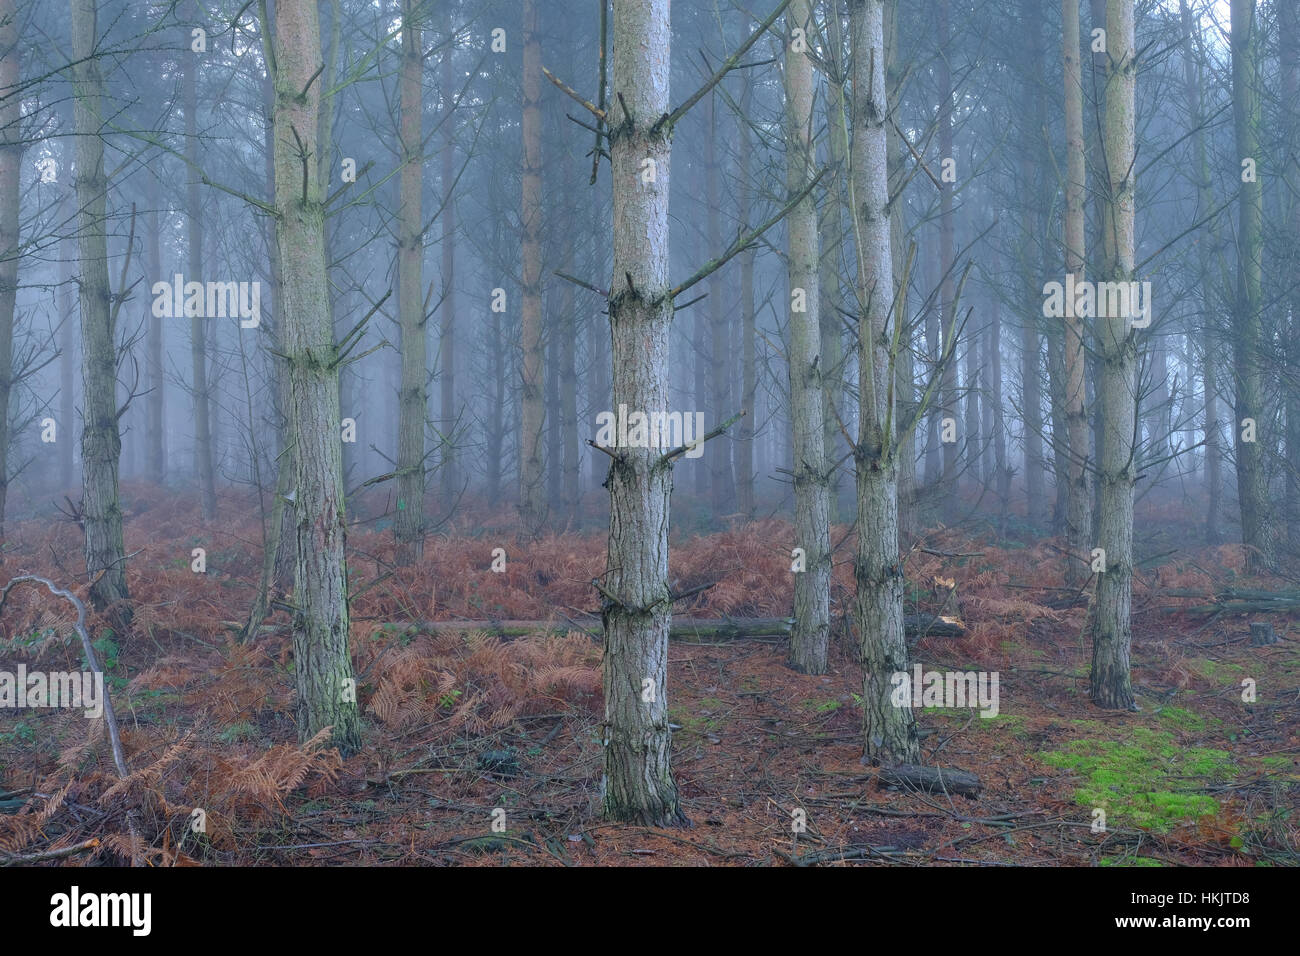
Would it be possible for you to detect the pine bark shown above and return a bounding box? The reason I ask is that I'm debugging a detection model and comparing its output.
[1281,0,1300,548]
[1090,0,1138,711]
[559,237,580,524]
[394,0,426,565]
[59,233,76,491]
[70,0,130,619]
[1061,0,1092,588]
[883,0,913,538]
[736,75,756,517]
[1019,0,1047,526]
[1230,0,1272,572]
[601,0,685,826]
[850,0,920,765]
[184,4,217,520]
[937,0,957,510]
[144,173,165,484]
[270,0,362,754]
[0,0,18,546]
[519,0,546,537]
[819,4,848,525]
[784,0,830,674]
[707,93,734,514]
[1179,0,1221,544]
[439,8,458,505]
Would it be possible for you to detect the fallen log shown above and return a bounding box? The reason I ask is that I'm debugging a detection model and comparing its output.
[877,764,982,798]
[358,614,967,643]
[1159,586,1300,617]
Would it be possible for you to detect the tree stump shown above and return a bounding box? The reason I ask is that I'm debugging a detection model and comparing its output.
[1249,621,1278,646]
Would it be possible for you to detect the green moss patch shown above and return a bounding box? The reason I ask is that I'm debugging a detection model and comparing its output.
[1041,727,1235,831]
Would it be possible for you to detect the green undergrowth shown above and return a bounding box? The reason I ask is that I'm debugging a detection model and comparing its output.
[1040,726,1235,831]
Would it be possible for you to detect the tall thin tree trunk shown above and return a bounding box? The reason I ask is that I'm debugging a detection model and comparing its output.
[884,0,914,539]
[0,0,18,548]
[545,307,561,509]
[70,0,130,620]
[601,0,685,826]
[692,292,708,499]
[1090,0,1138,711]
[924,249,940,486]
[1281,1,1300,549]
[519,0,546,537]
[820,5,848,526]
[144,173,165,484]
[269,0,362,754]
[938,0,957,510]
[440,9,458,506]
[707,92,735,514]
[60,232,76,491]
[185,5,217,520]
[1230,0,1272,572]
[736,75,756,517]
[394,0,426,565]
[1179,0,1221,544]
[559,237,579,524]
[588,285,608,496]
[981,296,996,487]
[784,0,830,674]
[488,302,505,506]
[1020,0,1047,526]
[991,253,1009,520]
[964,315,981,497]
[851,0,919,765]
[260,68,295,592]
[1062,0,1092,588]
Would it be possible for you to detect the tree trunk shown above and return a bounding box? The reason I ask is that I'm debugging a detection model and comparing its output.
[938,0,957,511]
[70,0,130,620]
[144,172,165,484]
[820,6,848,526]
[270,0,362,754]
[519,0,546,537]
[1090,0,1138,711]
[883,0,913,539]
[991,260,1009,521]
[784,0,830,674]
[1061,0,1092,588]
[184,4,217,520]
[850,0,920,765]
[1019,0,1047,527]
[736,75,757,518]
[0,0,18,547]
[601,0,685,826]
[60,226,77,492]
[1179,0,1221,545]
[964,316,981,501]
[1230,0,1272,572]
[487,301,505,507]
[394,0,426,566]
[707,92,735,514]
[439,8,458,506]
[559,237,580,525]
[1282,1,1300,550]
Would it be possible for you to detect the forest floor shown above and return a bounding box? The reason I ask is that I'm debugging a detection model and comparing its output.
[0,484,1297,866]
